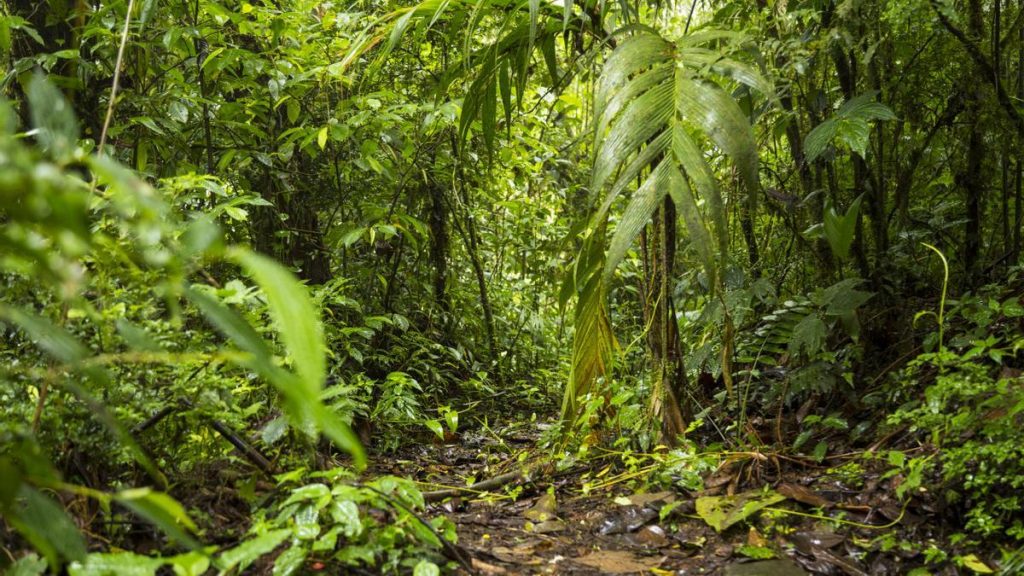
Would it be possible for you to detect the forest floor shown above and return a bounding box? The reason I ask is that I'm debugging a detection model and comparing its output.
[367,421,950,576]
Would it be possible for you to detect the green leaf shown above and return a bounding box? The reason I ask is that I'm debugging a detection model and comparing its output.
[271,546,307,576]
[27,73,78,160]
[185,288,271,359]
[413,560,441,576]
[425,419,444,439]
[4,553,48,576]
[115,488,200,550]
[0,306,88,363]
[816,278,872,316]
[293,505,321,540]
[329,500,363,538]
[959,554,994,573]
[736,545,776,559]
[186,285,365,468]
[68,553,164,576]
[804,92,894,162]
[804,119,837,163]
[789,313,826,358]
[6,486,87,568]
[166,551,210,576]
[229,248,326,393]
[280,483,330,508]
[822,195,862,261]
[217,529,290,573]
[812,441,828,462]
[695,490,786,532]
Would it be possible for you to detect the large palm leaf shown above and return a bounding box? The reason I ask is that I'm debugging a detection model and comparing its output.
[562,29,768,424]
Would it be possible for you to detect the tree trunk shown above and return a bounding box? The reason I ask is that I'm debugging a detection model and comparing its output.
[427,179,452,324]
[644,198,688,443]
[962,0,986,284]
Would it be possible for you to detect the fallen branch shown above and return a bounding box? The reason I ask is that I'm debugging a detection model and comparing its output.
[423,469,531,502]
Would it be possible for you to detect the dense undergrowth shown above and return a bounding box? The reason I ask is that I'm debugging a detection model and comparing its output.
[4,0,1024,574]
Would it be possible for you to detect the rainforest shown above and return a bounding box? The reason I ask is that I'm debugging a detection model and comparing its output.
[3,0,1024,574]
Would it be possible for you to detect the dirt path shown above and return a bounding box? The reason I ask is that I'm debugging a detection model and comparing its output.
[370,424,941,575]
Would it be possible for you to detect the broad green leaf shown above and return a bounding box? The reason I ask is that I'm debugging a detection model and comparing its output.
[229,248,326,394]
[0,306,88,363]
[804,119,837,163]
[217,529,290,573]
[815,278,872,316]
[185,288,271,358]
[280,483,330,509]
[294,505,321,540]
[329,499,363,537]
[310,403,366,467]
[271,546,307,576]
[27,73,78,160]
[604,160,671,281]
[674,74,759,193]
[695,490,786,532]
[186,287,365,468]
[115,488,200,550]
[959,554,994,574]
[789,313,826,358]
[414,560,441,576]
[167,551,210,576]
[425,419,445,439]
[6,486,87,568]
[822,195,862,261]
[804,92,895,162]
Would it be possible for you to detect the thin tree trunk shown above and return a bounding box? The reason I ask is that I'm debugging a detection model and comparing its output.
[427,178,452,324]
[645,199,687,443]
[962,0,985,284]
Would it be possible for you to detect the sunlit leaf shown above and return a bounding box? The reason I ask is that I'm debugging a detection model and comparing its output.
[695,490,785,532]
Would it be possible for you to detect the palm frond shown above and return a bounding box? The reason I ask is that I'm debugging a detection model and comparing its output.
[564,27,770,425]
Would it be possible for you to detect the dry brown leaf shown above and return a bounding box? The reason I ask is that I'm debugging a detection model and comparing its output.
[574,550,663,573]
[777,482,832,508]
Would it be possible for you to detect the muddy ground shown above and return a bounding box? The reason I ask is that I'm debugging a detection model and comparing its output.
[365,423,966,576]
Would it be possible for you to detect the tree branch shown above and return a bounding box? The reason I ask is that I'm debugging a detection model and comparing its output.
[930,0,1024,135]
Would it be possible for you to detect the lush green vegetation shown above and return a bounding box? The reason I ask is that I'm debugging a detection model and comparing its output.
[3,0,1024,573]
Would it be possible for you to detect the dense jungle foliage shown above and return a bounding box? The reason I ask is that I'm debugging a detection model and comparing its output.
[4,0,1024,574]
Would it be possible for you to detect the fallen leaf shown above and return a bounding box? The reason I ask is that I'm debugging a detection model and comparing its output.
[574,550,662,573]
[632,525,669,547]
[960,554,994,574]
[532,519,566,534]
[625,491,676,507]
[789,531,844,554]
[696,489,786,532]
[777,483,832,508]
[471,558,507,575]
[524,493,557,522]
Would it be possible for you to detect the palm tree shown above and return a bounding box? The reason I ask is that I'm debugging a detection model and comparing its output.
[351,1,770,443]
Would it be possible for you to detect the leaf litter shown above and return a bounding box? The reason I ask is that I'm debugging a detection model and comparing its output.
[358,421,960,575]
